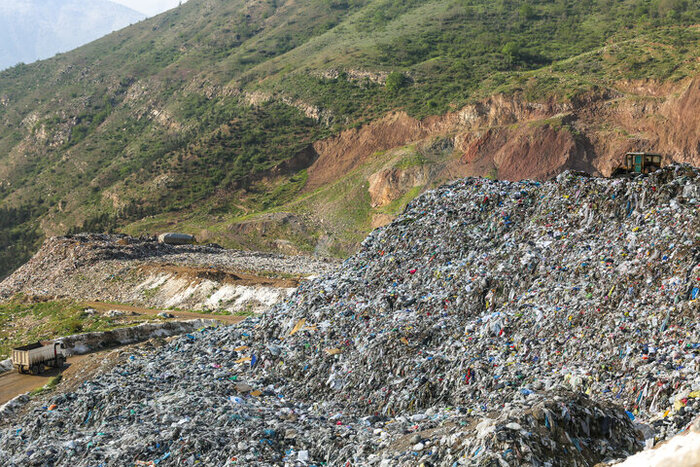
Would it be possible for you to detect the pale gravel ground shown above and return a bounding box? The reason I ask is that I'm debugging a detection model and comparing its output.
[0,235,339,312]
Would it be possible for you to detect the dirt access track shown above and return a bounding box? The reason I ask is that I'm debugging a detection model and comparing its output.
[0,307,246,406]
[84,301,247,324]
[138,264,302,288]
[0,354,91,406]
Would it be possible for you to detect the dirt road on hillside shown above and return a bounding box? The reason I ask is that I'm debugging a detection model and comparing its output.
[1,310,246,407]
[85,301,246,324]
[0,354,91,406]
[138,264,302,288]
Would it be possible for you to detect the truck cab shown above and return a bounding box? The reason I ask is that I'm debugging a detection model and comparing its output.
[612,152,663,176]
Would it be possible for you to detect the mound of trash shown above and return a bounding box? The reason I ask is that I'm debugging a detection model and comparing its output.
[0,165,698,466]
[0,233,336,313]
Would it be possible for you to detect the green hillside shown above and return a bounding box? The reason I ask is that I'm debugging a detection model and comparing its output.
[0,0,698,278]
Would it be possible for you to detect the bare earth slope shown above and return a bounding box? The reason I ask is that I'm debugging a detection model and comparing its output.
[308,77,700,188]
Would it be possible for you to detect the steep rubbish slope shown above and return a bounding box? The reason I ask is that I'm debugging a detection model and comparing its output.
[1,166,698,466]
[0,0,699,278]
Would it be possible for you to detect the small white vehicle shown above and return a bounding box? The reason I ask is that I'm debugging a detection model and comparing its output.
[12,341,66,375]
[157,232,196,245]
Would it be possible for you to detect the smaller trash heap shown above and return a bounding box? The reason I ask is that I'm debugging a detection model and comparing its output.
[0,165,698,466]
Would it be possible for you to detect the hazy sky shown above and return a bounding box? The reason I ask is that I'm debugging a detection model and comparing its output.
[111,0,187,17]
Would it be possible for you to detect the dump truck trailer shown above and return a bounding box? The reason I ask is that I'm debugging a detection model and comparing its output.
[12,341,66,375]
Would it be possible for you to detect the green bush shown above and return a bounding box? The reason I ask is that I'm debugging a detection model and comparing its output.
[385,71,408,93]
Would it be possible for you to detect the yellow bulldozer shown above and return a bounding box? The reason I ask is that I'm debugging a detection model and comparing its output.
[611,152,663,177]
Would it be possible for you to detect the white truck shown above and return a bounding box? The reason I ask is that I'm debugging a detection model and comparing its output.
[12,341,67,375]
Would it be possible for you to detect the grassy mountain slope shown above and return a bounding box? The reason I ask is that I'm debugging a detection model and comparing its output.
[0,0,699,278]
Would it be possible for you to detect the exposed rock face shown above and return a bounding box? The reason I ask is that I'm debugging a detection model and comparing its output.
[306,77,700,193]
[309,112,429,189]
[368,166,429,207]
[460,124,594,180]
[661,78,700,161]
[321,68,390,84]
[242,90,334,125]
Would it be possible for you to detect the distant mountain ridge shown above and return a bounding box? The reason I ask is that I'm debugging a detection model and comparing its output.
[0,0,144,70]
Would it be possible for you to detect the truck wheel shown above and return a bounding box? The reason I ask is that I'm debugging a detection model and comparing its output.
[29,365,38,375]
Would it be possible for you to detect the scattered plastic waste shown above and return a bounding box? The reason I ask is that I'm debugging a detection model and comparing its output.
[0,165,698,466]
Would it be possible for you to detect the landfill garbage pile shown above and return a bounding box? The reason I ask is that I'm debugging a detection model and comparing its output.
[0,325,643,467]
[0,394,30,421]
[454,390,639,466]
[263,165,699,409]
[0,165,698,466]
